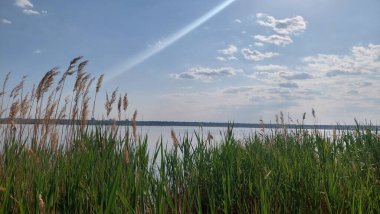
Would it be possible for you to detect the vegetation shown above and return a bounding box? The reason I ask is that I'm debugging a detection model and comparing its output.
[0,58,379,213]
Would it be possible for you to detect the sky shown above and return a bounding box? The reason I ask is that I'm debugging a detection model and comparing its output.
[1,0,380,124]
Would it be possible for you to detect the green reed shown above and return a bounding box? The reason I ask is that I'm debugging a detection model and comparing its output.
[0,125,379,213]
[0,58,379,213]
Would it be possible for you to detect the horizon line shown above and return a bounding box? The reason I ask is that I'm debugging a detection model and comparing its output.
[1,118,379,130]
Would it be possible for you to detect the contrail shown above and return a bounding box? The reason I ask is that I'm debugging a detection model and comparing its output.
[105,0,236,82]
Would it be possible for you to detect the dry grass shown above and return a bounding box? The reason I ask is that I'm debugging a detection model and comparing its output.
[0,57,130,148]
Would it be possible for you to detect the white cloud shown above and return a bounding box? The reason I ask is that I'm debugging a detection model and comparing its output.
[218,44,238,56]
[22,9,40,15]
[15,0,46,16]
[254,42,264,47]
[33,49,41,54]
[256,13,307,35]
[161,44,380,123]
[1,19,12,24]
[217,44,238,61]
[248,64,312,85]
[234,19,242,23]
[221,85,316,105]
[216,56,226,61]
[241,48,278,61]
[157,85,308,122]
[171,67,243,81]
[15,0,33,8]
[254,34,293,46]
[304,44,380,76]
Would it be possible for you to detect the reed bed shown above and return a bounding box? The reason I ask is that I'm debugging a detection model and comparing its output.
[0,58,379,213]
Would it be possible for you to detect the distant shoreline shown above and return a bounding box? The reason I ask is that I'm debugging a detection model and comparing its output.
[1,118,378,130]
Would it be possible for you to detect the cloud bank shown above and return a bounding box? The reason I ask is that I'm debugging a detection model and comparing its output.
[171,67,242,81]
[241,48,278,61]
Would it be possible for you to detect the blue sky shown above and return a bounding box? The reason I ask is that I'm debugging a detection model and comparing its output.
[1,0,380,124]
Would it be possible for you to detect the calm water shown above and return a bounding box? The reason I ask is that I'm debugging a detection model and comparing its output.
[0,124,337,150]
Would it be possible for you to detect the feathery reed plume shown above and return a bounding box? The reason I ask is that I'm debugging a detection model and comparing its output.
[34,68,59,147]
[132,110,137,141]
[84,77,95,97]
[79,73,90,94]
[50,129,59,152]
[20,93,30,118]
[8,101,20,125]
[279,111,287,137]
[91,74,104,119]
[41,94,57,148]
[81,76,95,127]
[31,84,36,99]
[110,89,117,104]
[81,97,90,129]
[67,56,83,75]
[312,108,316,118]
[96,74,104,94]
[123,93,128,120]
[171,129,179,148]
[35,68,59,101]
[74,69,85,92]
[38,193,45,213]
[71,72,89,125]
[117,94,122,121]
[0,72,11,118]
[303,112,306,120]
[123,93,128,111]
[105,93,110,117]
[105,88,118,117]
[1,72,10,91]
[70,94,79,124]
[23,84,36,120]
[259,118,265,137]
[18,94,29,142]
[8,104,19,124]
[54,57,82,118]
[58,96,70,119]
[10,79,24,99]
[71,108,78,124]
[77,60,88,74]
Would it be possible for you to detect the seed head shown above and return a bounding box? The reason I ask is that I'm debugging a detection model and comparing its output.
[38,193,45,213]
[96,74,104,93]
[123,93,128,112]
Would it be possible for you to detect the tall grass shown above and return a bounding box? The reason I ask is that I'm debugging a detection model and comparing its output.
[0,58,379,213]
